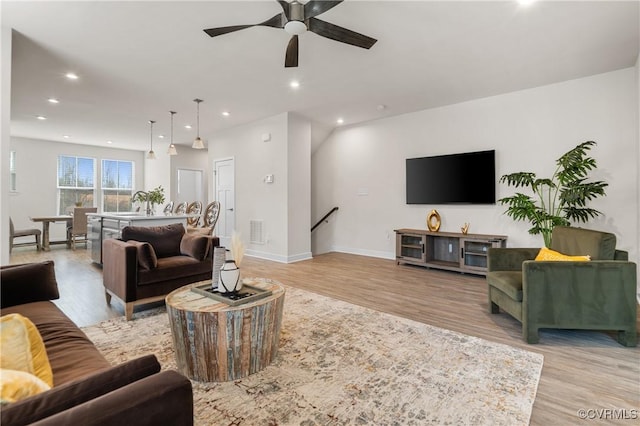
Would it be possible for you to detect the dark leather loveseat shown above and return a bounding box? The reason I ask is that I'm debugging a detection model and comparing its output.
[103,223,219,320]
[0,261,193,426]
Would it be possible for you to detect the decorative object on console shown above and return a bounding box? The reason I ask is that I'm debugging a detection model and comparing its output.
[461,223,470,234]
[192,99,205,149]
[426,209,441,232]
[167,111,178,156]
[146,120,156,159]
[202,0,377,68]
[499,141,608,247]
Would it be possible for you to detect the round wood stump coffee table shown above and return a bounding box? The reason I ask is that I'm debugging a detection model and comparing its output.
[165,278,285,382]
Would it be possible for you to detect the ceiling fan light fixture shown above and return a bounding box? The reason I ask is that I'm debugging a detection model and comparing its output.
[284,20,307,35]
[192,99,205,149]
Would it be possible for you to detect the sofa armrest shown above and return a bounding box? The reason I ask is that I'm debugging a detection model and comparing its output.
[102,239,138,302]
[522,260,638,345]
[487,248,539,272]
[30,371,193,426]
[1,355,161,426]
[0,261,59,308]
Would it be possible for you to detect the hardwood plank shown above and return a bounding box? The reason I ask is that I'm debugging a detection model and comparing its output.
[8,247,639,425]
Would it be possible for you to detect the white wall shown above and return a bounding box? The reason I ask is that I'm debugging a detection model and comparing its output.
[0,27,12,264]
[208,112,312,263]
[8,137,144,240]
[287,113,311,261]
[209,113,289,260]
[312,68,639,265]
[170,147,209,206]
[143,147,171,215]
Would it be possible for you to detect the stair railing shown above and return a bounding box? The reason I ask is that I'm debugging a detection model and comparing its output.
[311,207,339,232]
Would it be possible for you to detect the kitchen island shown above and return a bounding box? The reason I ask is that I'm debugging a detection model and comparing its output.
[88,213,192,265]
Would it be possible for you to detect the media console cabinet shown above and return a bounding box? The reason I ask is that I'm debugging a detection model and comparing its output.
[395,229,507,276]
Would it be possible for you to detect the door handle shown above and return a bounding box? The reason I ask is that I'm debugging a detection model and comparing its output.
[227,208,234,211]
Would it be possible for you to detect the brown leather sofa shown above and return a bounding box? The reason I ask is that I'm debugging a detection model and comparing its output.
[102,223,219,320]
[0,261,193,426]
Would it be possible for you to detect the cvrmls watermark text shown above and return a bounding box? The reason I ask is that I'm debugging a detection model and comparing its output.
[577,408,638,420]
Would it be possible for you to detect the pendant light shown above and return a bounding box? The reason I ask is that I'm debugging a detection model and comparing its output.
[192,98,205,149]
[147,120,156,159]
[167,111,178,155]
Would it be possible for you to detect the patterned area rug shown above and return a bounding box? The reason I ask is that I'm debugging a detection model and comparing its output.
[82,286,543,425]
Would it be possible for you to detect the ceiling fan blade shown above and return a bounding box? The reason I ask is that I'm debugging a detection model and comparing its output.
[285,35,299,68]
[203,13,284,37]
[260,12,285,29]
[304,1,343,19]
[307,17,377,49]
[204,25,254,38]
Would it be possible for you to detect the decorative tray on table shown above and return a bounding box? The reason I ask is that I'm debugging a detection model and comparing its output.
[191,282,272,306]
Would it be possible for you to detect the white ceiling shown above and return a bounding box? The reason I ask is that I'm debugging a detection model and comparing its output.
[3,1,639,153]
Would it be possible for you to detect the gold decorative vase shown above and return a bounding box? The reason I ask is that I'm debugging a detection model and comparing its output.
[426,210,441,232]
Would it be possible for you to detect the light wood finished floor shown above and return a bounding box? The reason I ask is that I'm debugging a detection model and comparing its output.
[8,246,640,425]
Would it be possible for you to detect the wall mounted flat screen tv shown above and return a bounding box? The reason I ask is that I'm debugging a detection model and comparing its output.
[406,150,496,204]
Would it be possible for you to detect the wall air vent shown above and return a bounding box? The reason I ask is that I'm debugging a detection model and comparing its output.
[250,220,265,245]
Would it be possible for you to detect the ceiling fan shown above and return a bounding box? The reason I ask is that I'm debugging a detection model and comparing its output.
[203,0,377,68]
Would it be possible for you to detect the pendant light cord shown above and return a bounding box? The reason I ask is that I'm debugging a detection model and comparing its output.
[196,101,200,139]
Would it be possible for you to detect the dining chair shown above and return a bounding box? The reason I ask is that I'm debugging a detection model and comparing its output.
[186,201,203,227]
[9,217,42,253]
[163,201,174,215]
[203,201,220,230]
[67,207,97,250]
[174,202,187,215]
[188,201,220,235]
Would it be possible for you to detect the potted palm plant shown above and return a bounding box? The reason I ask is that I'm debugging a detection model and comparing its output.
[498,141,608,247]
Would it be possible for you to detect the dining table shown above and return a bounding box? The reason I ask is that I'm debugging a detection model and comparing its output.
[29,215,73,251]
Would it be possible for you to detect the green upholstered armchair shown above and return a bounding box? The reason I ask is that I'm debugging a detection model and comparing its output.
[487,226,637,346]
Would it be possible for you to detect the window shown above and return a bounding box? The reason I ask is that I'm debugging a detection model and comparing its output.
[57,156,95,214]
[9,151,16,192]
[102,159,134,212]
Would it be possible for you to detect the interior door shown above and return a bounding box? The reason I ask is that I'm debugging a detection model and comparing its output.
[214,158,235,247]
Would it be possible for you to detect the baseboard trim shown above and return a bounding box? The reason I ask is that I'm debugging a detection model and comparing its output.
[330,246,395,260]
[246,249,313,264]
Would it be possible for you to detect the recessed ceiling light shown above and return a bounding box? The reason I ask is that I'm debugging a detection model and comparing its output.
[290,80,300,89]
[336,118,344,125]
[222,111,230,117]
[63,135,70,139]
[106,140,113,144]
[184,125,192,129]
[48,98,59,104]
[517,0,536,6]
[65,72,79,80]
[158,135,165,139]
[36,115,47,120]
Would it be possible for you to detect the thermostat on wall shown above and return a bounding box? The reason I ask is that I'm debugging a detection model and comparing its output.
[264,174,274,183]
